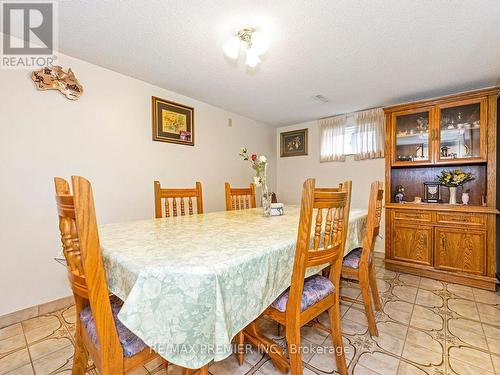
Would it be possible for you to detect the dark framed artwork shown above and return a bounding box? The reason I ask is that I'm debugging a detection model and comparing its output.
[152,96,194,146]
[280,128,308,157]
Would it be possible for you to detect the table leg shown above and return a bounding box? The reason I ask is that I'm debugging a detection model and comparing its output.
[181,364,209,375]
[243,322,290,373]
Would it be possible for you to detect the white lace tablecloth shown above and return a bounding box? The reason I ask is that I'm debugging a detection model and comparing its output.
[99,206,367,368]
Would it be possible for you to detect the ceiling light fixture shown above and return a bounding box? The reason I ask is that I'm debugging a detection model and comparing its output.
[223,27,268,68]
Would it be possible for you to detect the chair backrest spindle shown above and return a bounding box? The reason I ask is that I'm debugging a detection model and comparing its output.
[225,182,257,211]
[154,181,203,218]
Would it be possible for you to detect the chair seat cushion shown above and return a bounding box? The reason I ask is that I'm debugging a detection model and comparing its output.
[80,296,147,357]
[271,274,335,313]
[343,247,363,269]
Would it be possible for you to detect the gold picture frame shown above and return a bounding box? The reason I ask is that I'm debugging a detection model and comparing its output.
[152,96,194,146]
[280,128,308,157]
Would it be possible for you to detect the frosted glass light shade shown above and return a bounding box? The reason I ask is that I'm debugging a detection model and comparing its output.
[250,32,269,55]
[223,36,240,59]
[245,48,261,67]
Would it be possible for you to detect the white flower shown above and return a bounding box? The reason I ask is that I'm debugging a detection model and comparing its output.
[240,147,247,154]
[258,155,267,163]
[253,176,262,187]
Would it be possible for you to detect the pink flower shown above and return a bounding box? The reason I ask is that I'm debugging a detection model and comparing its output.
[251,154,257,161]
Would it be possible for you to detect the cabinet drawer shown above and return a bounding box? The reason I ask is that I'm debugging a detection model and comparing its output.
[393,209,432,222]
[436,212,486,228]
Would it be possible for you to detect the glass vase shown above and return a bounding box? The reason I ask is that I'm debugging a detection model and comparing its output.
[261,165,271,217]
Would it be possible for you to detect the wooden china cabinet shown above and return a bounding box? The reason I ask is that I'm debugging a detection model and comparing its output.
[384,87,500,290]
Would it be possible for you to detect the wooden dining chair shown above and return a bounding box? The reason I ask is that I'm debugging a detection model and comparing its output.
[224,182,256,210]
[341,181,383,337]
[54,176,208,375]
[154,181,203,218]
[240,179,352,375]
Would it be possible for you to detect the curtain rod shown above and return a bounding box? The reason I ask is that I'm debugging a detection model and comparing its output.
[318,106,383,121]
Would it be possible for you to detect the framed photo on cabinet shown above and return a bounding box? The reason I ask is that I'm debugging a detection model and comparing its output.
[152,96,194,146]
[280,128,308,157]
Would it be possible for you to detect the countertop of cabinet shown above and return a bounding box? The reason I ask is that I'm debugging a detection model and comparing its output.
[385,202,499,214]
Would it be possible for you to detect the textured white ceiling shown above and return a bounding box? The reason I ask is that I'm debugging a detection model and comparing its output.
[54,0,500,126]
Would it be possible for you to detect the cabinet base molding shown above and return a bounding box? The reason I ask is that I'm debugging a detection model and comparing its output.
[385,259,498,291]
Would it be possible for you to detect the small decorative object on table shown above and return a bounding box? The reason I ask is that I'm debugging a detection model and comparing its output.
[423,182,441,203]
[394,185,405,203]
[270,203,284,216]
[436,169,475,205]
[240,147,271,216]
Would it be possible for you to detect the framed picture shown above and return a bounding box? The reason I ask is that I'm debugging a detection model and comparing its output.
[152,96,194,146]
[280,128,308,157]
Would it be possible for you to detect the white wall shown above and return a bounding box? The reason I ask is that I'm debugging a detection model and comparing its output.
[275,121,385,250]
[0,53,275,316]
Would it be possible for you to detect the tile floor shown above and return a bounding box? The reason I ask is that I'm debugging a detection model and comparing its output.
[1,255,499,375]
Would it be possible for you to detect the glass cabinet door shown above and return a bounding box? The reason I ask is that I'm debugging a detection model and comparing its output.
[393,109,432,164]
[437,100,486,162]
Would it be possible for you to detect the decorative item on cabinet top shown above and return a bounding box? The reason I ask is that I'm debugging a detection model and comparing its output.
[31,66,83,100]
[152,96,194,146]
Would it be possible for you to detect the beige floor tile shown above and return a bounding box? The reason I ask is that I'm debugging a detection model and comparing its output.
[61,305,77,325]
[409,305,443,331]
[472,288,500,305]
[396,361,428,374]
[353,364,382,375]
[383,301,413,325]
[414,289,443,308]
[448,318,488,350]
[32,343,74,374]
[448,346,494,373]
[449,356,494,374]
[357,352,399,375]
[373,330,405,356]
[447,298,479,320]
[301,324,329,345]
[374,278,390,294]
[483,324,500,355]
[401,341,442,367]
[28,335,73,361]
[0,334,26,354]
[376,321,407,341]
[0,347,31,374]
[341,317,368,336]
[21,315,60,333]
[209,355,252,375]
[343,306,369,327]
[392,285,418,304]
[476,303,500,326]
[0,324,23,341]
[491,354,500,374]
[397,274,420,288]
[447,283,475,300]
[404,328,443,361]
[307,345,349,373]
[418,278,444,291]
[3,363,34,375]
[376,268,397,280]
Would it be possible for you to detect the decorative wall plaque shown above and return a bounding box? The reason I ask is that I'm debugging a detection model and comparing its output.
[32,66,83,100]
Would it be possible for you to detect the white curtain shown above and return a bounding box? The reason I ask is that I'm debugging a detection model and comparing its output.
[319,115,348,162]
[352,108,385,160]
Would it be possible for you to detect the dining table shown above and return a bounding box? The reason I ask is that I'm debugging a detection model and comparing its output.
[99,206,367,369]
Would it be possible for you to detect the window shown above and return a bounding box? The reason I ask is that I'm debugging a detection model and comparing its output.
[320,108,385,162]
